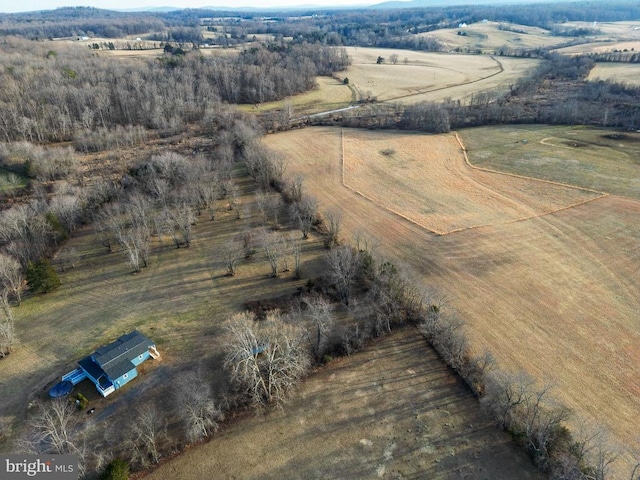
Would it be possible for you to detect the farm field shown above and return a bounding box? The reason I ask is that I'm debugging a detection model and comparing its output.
[421,21,567,53]
[588,62,640,86]
[145,327,543,480]
[343,47,539,105]
[264,126,640,471]
[237,76,353,116]
[459,125,640,199]
[342,130,601,234]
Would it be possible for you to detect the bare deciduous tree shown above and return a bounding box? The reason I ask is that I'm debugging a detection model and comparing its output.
[325,245,359,305]
[323,208,342,249]
[0,253,23,305]
[0,294,16,357]
[303,295,334,361]
[222,237,244,276]
[129,403,166,466]
[259,228,285,277]
[23,399,85,471]
[173,370,221,443]
[224,310,310,407]
[292,195,318,239]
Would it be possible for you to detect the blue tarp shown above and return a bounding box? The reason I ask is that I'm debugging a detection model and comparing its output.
[48,380,73,398]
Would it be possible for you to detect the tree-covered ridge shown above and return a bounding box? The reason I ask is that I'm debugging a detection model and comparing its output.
[0,38,349,143]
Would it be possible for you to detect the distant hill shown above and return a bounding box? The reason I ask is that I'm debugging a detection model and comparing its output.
[371,0,563,7]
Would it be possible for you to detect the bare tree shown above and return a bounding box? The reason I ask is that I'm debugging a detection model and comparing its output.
[258,228,284,277]
[165,202,195,248]
[269,195,282,227]
[290,233,302,279]
[255,190,269,225]
[0,253,23,305]
[303,295,334,361]
[224,310,311,407]
[222,236,244,276]
[24,399,84,460]
[129,403,166,466]
[482,370,570,470]
[173,370,221,443]
[286,175,304,203]
[325,245,359,305]
[291,195,318,239]
[389,53,399,65]
[323,208,342,249]
[0,294,16,357]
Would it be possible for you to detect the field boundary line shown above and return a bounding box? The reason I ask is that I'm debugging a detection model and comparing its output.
[339,130,609,236]
[340,129,446,236]
[454,132,608,195]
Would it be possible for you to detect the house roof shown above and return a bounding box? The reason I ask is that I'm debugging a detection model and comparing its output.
[81,330,155,381]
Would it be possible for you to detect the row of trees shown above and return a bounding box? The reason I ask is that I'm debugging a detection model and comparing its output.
[332,53,640,133]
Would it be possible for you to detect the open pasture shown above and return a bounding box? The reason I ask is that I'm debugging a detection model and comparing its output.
[421,21,566,53]
[343,47,539,105]
[265,126,640,470]
[459,125,640,199]
[237,76,353,116]
[587,62,640,85]
[145,327,543,480]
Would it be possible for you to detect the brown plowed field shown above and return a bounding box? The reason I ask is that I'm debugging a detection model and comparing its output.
[264,127,640,468]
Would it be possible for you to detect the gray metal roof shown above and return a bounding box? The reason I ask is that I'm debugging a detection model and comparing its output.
[88,330,154,381]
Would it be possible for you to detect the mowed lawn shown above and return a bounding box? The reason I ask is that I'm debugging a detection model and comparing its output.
[264,126,640,472]
[146,328,543,480]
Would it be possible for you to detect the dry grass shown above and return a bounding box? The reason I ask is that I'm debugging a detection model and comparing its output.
[145,328,543,480]
[265,126,640,474]
[236,76,353,116]
[459,125,640,199]
[343,47,539,105]
[588,62,640,85]
[422,21,567,53]
[342,129,601,234]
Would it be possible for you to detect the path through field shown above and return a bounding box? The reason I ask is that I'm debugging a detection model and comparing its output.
[265,127,640,470]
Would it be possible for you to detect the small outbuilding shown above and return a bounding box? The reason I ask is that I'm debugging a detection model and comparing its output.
[62,331,159,397]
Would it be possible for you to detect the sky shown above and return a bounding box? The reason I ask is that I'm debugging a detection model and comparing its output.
[0,0,383,14]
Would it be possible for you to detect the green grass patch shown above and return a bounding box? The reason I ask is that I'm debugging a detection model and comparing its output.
[0,167,28,192]
[459,125,640,199]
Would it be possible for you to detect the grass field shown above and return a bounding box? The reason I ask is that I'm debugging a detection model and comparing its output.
[588,62,640,86]
[342,130,601,234]
[343,48,539,105]
[237,76,353,116]
[421,21,567,53]
[459,125,640,199]
[264,126,640,472]
[145,327,543,480]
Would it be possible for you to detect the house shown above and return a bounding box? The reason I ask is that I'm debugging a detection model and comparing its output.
[62,331,159,397]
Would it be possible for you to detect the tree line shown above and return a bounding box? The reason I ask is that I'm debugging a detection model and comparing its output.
[324,53,640,133]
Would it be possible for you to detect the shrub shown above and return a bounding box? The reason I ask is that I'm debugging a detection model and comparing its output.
[100,458,129,480]
[26,259,61,293]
